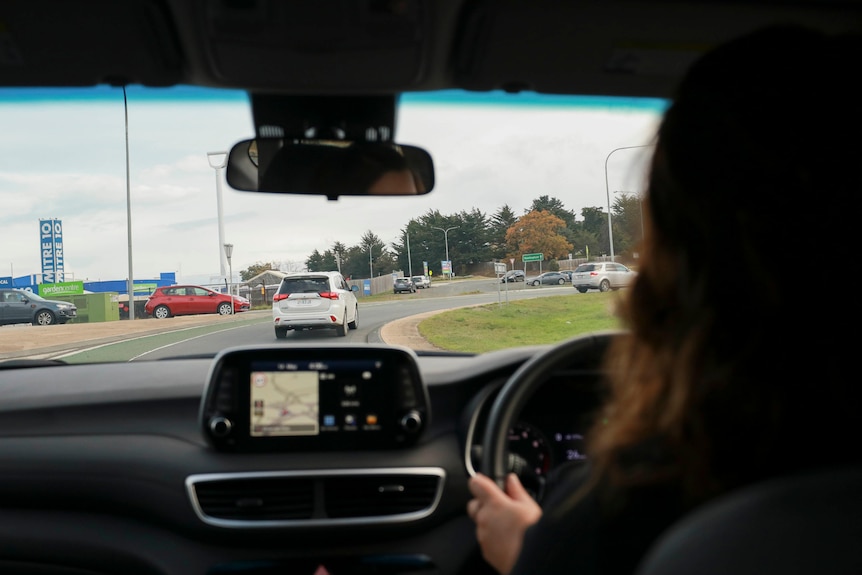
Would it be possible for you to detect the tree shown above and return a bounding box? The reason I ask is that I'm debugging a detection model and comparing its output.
[306,249,339,272]
[610,192,644,259]
[529,195,575,227]
[358,230,395,278]
[305,249,325,272]
[331,241,347,272]
[412,210,463,276]
[579,206,606,237]
[569,228,600,260]
[453,208,492,270]
[340,245,368,280]
[239,261,277,281]
[529,195,581,250]
[505,210,574,262]
[489,204,518,259]
[391,221,427,277]
[580,206,609,257]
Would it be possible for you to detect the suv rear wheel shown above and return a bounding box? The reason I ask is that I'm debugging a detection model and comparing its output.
[335,322,347,337]
[348,307,358,329]
[274,326,288,339]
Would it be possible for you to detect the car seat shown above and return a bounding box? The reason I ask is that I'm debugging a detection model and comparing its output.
[635,465,862,575]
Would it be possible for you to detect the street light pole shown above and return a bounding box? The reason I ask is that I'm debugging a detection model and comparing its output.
[123,86,136,320]
[604,144,654,262]
[207,151,228,281]
[431,226,459,279]
[224,243,234,314]
[406,232,412,277]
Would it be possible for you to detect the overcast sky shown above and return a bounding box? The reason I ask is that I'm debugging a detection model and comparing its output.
[0,88,664,286]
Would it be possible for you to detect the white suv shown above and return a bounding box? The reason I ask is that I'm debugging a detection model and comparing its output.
[411,275,431,289]
[272,271,359,338]
[571,262,637,293]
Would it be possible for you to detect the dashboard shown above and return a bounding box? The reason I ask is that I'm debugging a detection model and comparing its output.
[0,340,610,575]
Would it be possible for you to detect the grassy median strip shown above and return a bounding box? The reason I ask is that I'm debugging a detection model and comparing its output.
[419,292,625,353]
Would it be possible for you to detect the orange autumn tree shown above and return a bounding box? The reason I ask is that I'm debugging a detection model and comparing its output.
[505,210,574,262]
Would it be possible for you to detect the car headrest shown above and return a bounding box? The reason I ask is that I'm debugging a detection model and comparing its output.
[635,466,862,575]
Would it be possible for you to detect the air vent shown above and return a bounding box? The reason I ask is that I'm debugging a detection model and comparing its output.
[192,476,314,521]
[187,468,445,528]
[214,368,237,413]
[323,474,440,518]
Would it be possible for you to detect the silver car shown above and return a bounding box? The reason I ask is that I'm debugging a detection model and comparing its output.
[272,272,359,338]
[411,275,431,289]
[571,262,637,293]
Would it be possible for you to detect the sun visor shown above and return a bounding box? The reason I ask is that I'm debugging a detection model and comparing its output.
[0,0,183,87]
[451,0,862,99]
[200,0,431,92]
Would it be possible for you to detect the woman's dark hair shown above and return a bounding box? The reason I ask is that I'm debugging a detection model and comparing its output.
[587,25,862,504]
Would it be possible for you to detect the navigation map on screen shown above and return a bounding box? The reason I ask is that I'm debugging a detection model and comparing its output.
[250,370,320,436]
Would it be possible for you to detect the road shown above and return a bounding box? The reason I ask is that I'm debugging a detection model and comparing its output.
[0,278,574,362]
[133,278,570,360]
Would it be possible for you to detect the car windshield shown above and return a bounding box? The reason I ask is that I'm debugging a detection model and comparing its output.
[0,85,660,362]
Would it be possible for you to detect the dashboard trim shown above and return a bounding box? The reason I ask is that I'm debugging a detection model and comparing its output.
[186,466,446,529]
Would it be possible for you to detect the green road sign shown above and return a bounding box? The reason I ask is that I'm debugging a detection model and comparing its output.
[522,253,544,262]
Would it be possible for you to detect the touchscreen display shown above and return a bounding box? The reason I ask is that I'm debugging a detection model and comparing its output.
[249,359,384,438]
[201,345,427,451]
[250,370,320,436]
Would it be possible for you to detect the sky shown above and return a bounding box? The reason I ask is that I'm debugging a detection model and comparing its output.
[0,87,664,287]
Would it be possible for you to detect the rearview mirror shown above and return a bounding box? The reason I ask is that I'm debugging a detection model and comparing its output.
[226,138,435,200]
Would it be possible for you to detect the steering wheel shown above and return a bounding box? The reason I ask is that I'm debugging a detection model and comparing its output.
[479,331,621,492]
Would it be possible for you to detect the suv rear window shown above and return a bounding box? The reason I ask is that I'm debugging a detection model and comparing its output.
[277,277,330,294]
[575,264,598,272]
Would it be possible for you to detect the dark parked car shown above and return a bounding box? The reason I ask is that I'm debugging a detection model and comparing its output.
[144,285,250,319]
[0,288,77,326]
[394,277,417,293]
[500,270,526,283]
[525,271,569,286]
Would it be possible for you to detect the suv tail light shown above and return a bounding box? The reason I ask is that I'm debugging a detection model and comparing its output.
[273,291,339,301]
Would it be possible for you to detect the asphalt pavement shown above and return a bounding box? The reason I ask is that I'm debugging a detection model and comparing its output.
[0,308,436,360]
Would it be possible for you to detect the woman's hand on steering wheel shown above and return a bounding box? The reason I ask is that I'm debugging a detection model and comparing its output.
[467,472,542,575]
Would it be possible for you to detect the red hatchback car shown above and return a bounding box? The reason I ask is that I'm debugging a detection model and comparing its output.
[144,285,250,319]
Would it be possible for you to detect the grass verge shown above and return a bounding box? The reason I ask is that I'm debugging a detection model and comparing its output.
[418,292,625,353]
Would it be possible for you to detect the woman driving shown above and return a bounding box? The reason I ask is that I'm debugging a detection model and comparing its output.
[468,24,862,575]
